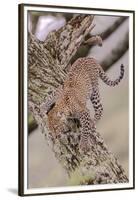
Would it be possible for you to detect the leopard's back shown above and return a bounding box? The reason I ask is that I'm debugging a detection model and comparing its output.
[64,57,99,102]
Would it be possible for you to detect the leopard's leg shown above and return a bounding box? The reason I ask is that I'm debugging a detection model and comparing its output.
[90,86,103,122]
[77,109,96,152]
[40,85,63,116]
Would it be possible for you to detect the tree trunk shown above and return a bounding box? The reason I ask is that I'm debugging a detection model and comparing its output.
[28,14,128,185]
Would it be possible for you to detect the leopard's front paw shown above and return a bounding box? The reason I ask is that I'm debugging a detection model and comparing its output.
[79,138,91,153]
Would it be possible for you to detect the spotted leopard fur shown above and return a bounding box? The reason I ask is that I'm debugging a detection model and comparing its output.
[40,57,124,152]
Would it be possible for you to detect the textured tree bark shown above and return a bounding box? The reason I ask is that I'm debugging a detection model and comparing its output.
[28,14,128,185]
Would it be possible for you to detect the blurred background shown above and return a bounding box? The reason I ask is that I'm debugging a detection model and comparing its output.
[28,12,129,188]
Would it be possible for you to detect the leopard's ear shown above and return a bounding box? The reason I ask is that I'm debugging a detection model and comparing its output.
[46,103,56,114]
[57,111,61,117]
[57,111,64,117]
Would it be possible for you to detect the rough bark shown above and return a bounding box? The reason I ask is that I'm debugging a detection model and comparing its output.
[28,14,128,185]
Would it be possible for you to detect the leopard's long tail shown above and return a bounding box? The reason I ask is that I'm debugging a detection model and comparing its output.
[99,64,124,86]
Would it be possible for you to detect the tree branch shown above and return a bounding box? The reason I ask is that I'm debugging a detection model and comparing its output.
[101,32,128,71]
[28,14,128,185]
[70,16,127,63]
[100,16,127,40]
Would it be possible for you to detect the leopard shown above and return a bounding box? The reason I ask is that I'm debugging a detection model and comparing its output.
[40,57,124,152]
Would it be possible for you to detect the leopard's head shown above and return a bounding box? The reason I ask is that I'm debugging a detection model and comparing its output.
[47,101,68,139]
